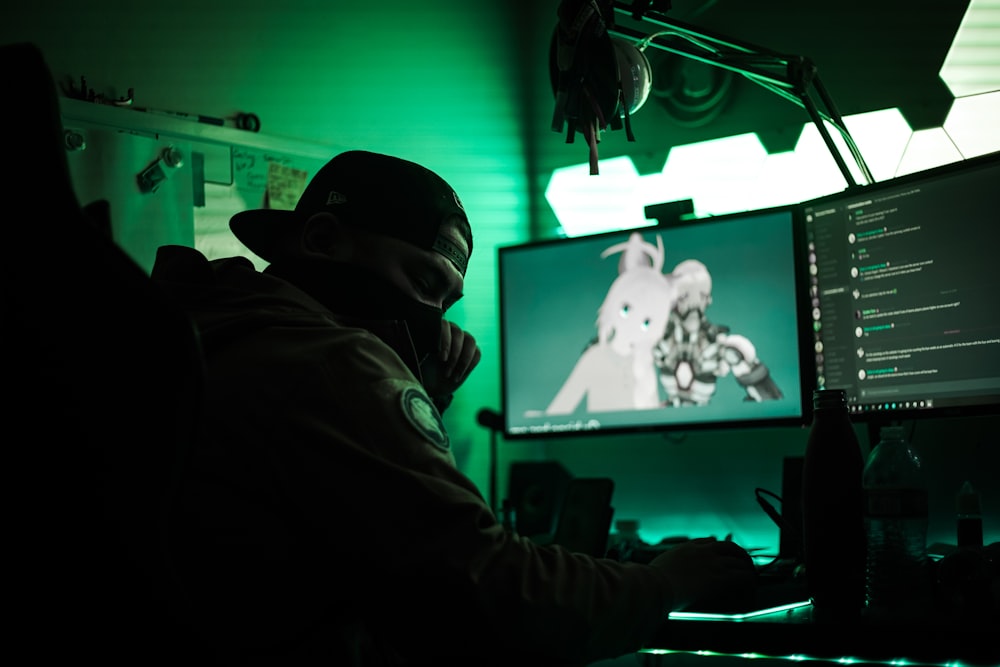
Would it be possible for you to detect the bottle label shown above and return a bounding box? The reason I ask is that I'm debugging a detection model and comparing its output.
[865,488,928,518]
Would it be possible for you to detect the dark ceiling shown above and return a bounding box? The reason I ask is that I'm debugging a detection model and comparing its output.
[532,0,972,172]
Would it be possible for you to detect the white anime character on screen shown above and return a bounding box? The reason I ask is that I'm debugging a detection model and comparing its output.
[653,259,783,406]
[544,232,676,415]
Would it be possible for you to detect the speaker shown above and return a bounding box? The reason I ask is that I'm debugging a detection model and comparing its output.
[507,461,573,539]
[551,478,615,557]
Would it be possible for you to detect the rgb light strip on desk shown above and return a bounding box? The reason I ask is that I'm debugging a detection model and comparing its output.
[668,600,812,622]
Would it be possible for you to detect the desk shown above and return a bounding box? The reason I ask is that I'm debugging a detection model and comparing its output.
[637,545,1000,665]
[640,603,998,666]
[642,604,1000,667]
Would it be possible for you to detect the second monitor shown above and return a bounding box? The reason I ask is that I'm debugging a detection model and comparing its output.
[498,205,813,438]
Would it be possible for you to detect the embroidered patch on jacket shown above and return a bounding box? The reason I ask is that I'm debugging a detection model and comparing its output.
[401,387,449,452]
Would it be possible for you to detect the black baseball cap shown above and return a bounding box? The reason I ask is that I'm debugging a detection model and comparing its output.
[230,150,472,275]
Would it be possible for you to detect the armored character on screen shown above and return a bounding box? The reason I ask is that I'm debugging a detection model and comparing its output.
[653,259,783,406]
[545,232,676,415]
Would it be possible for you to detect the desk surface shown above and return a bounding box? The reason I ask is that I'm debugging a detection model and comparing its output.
[642,603,999,666]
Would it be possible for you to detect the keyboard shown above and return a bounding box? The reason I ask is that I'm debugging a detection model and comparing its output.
[611,543,811,615]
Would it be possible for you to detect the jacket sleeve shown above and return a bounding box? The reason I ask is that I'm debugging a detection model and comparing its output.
[310,332,675,664]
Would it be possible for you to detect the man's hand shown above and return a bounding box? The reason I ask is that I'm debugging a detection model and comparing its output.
[648,538,757,612]
[421,320,481,401]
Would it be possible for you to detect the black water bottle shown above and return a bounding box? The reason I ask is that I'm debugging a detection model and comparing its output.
[801,388,866,622]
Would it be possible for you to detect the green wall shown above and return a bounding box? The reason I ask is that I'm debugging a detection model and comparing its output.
[2,0,536,496]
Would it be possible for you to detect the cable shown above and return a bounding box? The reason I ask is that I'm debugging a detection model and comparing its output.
[637,30,722,56]
[753,486,803,573]
[754,486,787,534]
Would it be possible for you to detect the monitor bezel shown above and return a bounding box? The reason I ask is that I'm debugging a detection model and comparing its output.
[497,203,817,440]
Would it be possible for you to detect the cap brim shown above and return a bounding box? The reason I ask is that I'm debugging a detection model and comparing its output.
[229,209,306,266]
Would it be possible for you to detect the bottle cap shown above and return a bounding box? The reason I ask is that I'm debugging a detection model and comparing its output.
[812,388,847,409]
[879,425,906,440]
[957,480,981,515]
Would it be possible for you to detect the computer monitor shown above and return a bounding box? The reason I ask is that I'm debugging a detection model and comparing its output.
[801,151,1000,423]
[498,205,812,439]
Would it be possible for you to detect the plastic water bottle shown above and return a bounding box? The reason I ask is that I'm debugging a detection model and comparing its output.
[862,425,931,622]
[801,388,866,622]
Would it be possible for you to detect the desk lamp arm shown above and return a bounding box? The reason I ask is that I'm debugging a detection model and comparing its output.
[609,3,875,187]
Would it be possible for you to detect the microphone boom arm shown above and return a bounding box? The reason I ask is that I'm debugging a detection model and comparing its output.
[609,2,874,187]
